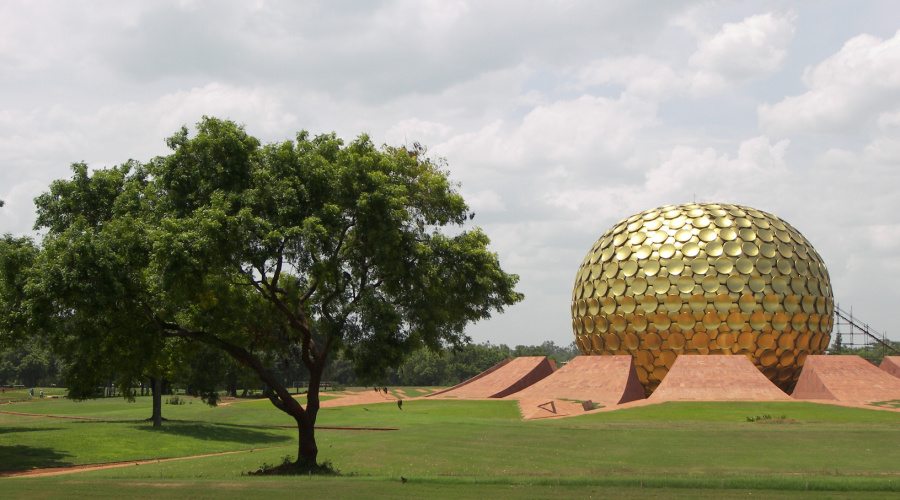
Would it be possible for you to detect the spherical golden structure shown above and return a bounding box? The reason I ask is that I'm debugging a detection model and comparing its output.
[571,203,833,394]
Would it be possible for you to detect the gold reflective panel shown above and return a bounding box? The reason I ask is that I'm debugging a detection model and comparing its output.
[674,229,692,243]
[735,257,753,274]
[632,277,648,295]
[676,275,695,293]
[682,241,701,257]
[701,275,720,293]
[604,260,619,278]
[715,257,734,273]
[726,275,745,293]
[748,276,766,293]
[772,313,788,331]
[720,227,738,241]
[791,313,807,332]
[714,217,732,228]
[714,293,733,312]
[692,332,710,349]
[763,294,780,312]
[726,312,747,330]
[691,257,710,274]
[573,202,833,395]
[632,314,648,332]
[742,241,759,257]
[664,295,683,312]
[583,316,595,333]
[750,312,767,330]
[724,241,743,257]
[771,276,788,294]
[702,311,722,330]
[624,333,640,350]
[784,295,799,313]
[739,294,756,313]
[630,231,648,245]
[602,297,616,314]
[699,228,717,242]
[641,295,658,313]
[717,332,735,349]
[653,312,672,330]
[645,333,662,350]
[605,333,620,350]
[689,294,707,311]
[659,243,677,259]
[634,245,653,260]
[677,311,696,330]
[652,276,671,294]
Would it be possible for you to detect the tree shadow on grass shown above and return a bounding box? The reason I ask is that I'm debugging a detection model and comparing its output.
[0,444,72,472]
[132,421,291,445]
[0,426,64,435]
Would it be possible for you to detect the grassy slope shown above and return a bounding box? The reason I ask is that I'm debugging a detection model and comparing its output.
[2,395,900,498]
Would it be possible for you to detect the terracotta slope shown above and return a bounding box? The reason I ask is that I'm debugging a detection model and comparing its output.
[793,355,900,403]
[506,355,644,405]
[427,356,556,399]
[649,355,791,401]
[880,356,900,379]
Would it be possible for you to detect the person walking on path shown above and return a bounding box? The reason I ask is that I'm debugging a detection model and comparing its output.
[39,389,43,398]
[30,388,34,398]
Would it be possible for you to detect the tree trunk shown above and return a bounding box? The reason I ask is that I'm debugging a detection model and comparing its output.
[151,376,162,427]
[297,413,318,464]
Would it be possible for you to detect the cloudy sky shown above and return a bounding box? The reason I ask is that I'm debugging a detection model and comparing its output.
[2,1,900,348]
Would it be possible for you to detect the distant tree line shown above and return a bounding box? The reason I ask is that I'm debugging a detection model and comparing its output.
[0,340,579,391]
[829,331,900,365]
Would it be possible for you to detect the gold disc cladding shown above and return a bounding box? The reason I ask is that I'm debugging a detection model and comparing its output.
[571,202,834,396]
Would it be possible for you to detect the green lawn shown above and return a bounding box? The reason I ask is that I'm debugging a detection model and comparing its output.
[2,394,900,498]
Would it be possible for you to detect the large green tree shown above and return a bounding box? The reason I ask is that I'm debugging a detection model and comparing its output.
[21,117,522,466]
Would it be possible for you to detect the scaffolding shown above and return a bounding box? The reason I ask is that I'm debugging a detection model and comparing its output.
[831,304,899,361]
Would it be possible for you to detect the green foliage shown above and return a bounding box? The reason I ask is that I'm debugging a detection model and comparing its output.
[7,117,522,462]
[389,341,579,386]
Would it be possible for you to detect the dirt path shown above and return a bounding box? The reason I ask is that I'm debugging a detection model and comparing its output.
[0,409,105,420]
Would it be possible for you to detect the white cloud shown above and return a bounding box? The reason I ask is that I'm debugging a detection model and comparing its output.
[689,12,796,91]
[759,29,900,136]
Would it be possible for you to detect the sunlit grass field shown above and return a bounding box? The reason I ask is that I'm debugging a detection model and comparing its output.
[2,391,900,498]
